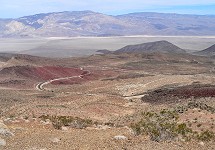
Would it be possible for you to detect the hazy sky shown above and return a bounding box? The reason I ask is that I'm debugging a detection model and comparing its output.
[1,0,215,18]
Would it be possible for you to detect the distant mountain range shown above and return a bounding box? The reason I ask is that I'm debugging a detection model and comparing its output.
[1,11,215,37]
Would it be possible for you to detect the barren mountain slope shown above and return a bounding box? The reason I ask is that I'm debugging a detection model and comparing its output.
[1,11,215,37]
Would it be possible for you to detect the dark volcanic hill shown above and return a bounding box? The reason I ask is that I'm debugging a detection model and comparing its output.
[114,41,186,54]
[0,11,215,37]
[194,44,215,56]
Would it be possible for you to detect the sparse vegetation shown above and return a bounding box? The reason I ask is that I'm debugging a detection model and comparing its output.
[32,113,36,119]
[131,105,215,142]
[36,105,67,108]
[39,115,93,129]
[23,116,29,120]
[9,114,15,119]
[197,124,202,128]
[131,109,181,142]
[142,84,215,104]
[196,130,214,142]
[102,73,153,81]
[188,102,215,113]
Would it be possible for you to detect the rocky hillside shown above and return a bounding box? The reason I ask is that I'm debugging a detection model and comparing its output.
[114,41,186,54]
[117,12,215,36]
[0,11,215,37]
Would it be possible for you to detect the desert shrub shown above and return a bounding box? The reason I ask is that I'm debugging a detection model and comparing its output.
[131,109,181,142]
[23,116,29,120]
[56,116,74,126]
[39,115,92,129]
[175,123,192,136]
[175,106,188,113]
[70,117,93,129]
[9,114,15,119]
[52,119,63,130]
[32,113,36,118]
[174,123,193,141]
[39,115,50,121]
[188,102,215,113]
[197,124,202,128]
[196,130,215,141]
[104,122,115,126]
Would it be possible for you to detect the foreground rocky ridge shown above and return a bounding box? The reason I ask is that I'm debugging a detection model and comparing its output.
[0,44,214,149]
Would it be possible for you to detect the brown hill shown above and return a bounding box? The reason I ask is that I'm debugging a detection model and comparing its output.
[194,44,215,56]
[0,53,62,68]
[0,53,43,62]
[114,41,186,54]
[0,66,83,80]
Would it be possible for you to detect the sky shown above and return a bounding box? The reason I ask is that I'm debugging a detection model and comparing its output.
[0,0,215,18]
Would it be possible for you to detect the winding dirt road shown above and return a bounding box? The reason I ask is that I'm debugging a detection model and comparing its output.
[36,69,90,91]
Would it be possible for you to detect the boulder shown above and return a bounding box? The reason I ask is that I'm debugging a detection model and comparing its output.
[0,138,6,146]
[114,135,127,140]
[0,121,14,136]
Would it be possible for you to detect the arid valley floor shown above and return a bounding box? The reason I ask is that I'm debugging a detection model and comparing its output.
[0,37,215,150]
